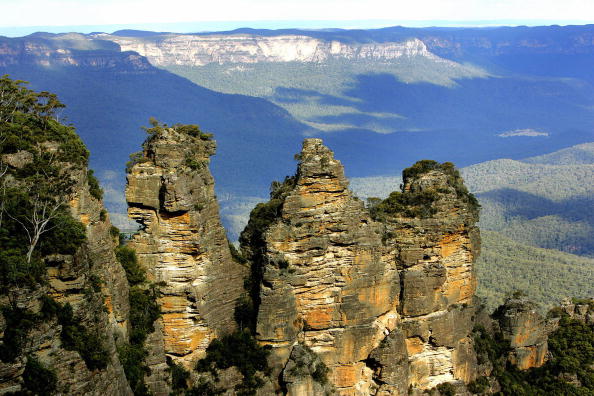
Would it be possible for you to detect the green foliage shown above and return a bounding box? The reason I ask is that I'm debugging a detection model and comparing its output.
[117,343,151,396]
[0,247,45,289]
[126,151,147,173]
[128,286,160,346]
[116,246,145,286]
[195,330,271,396]
[87,169,103,200]
[311,359,329,385]
[167,356,191,393]
[435,382,456,396]
[110,225,121,238]
[234,294,256,331]
[475,230,594,312]
[0,76,89,288]
[38,296,110,370]
[370,189,439,219]
[229,242,247,264]
[0,75,88,166]
[89,274,102,293]
[116,243,160,396]
[369,160,478,220]
[55,302,109,370]
[467,376,490,394]
[22,355,57,395]
[0,305,38,362]
[37,212,86,256]
[184,154,205,170]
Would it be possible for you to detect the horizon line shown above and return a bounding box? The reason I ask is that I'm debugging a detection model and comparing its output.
[1,19,593,37]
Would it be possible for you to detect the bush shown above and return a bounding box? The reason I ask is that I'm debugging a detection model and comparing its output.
[128,286,160,346]
[196,330,271,395]
[87,169,103,200]
[116,246,145,286]
[56,302,110,370]
[117,344,151,396]
[22,355,57,395]
[370,160,479,220]
[167,357,191,392]
[436,382,456,396]
[0,305,38,362]
[467,376,490,394]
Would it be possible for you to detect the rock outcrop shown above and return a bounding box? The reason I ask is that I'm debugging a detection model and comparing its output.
[493,297,549,370]
[560,297,594,325]
[125,124,246,394]
[240,139,481,395]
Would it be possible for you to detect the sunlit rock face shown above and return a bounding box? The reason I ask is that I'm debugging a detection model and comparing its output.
[105,34,452,66]
[382,164,481,390]
[126,127,246,394]
[494,297,549,370]
[248,139,400,395]
[245,139,481,395]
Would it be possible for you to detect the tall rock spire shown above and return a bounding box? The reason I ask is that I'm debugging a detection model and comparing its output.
[125,124,246,394]
[244,138,401,395]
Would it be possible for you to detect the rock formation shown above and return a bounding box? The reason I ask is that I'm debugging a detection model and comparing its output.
[560,297,594,325]
[493,297,549,370]
[380,160,481,390]
[240,139,482,395]
[125,124,246,394]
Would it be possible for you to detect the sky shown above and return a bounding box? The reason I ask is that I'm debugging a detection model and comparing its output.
[1,0,594,36]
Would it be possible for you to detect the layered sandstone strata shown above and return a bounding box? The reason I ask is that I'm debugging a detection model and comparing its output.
[381,162,481,390]
[243,139,481,395]
[125,125,245,393]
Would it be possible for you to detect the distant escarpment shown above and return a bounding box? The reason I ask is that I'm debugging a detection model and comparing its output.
[125,121,246,394]
[0,34,153,71]
[102,33,451,66]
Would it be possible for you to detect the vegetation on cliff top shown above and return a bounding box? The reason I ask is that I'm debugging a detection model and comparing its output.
[369,160,479,220]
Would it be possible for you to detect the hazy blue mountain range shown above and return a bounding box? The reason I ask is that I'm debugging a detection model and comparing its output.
[1,25,594,241]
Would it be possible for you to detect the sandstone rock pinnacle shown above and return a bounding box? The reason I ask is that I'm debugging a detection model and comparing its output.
[126,124,246,394]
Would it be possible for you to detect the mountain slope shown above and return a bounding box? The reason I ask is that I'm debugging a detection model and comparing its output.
[476,230,594,312]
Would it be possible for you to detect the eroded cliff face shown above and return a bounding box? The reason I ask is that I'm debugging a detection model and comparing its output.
[245,139,400,395]
[102,34,453,67]
[380,164,481,390]
[0,158,132,395]
[125,125,246,394]
[241,139,481,395]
